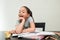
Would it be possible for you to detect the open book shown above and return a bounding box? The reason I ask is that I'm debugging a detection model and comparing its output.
[12,32,55,38]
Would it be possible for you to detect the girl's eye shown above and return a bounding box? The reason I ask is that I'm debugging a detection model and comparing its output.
[22,12,25,13]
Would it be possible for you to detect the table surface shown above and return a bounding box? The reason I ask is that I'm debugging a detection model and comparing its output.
[6,37,35,40]
[0,31,60,40]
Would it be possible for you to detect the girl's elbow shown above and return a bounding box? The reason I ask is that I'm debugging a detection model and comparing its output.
[32,28,35,32]
[16,30,21,34]
[15,31,19,34]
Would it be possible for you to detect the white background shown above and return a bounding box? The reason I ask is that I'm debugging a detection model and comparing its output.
[0,0,60,31]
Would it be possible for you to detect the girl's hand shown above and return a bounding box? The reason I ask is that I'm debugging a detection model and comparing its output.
[19,17,25,23]
[9,30,16,34]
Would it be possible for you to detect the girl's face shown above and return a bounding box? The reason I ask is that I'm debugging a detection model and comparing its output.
[18,7,30,19]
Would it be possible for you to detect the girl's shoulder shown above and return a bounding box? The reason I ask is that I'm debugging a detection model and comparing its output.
[27,16,33,22]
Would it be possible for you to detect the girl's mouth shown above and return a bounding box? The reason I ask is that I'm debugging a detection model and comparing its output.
[19,16,23,17]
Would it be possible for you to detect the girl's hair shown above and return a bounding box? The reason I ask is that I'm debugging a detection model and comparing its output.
[23,6,34,22]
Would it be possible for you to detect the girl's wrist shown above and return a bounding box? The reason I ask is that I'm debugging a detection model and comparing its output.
[18,20,25,26]
[21,20,25,23]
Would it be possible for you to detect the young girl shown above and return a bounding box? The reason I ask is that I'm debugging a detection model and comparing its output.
[10,6,35,34]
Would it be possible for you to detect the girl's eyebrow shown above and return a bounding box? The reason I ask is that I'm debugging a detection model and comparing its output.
[21,10,25,12]
[19,9,26,12]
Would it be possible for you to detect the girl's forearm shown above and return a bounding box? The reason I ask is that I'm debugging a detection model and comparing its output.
[22,28,35,33]
[15,21,25,34]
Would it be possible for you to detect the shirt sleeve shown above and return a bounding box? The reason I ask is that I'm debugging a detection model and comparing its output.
[28,17,34,22]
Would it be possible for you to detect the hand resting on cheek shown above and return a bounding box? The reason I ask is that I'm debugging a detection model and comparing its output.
[18,17,25,23]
